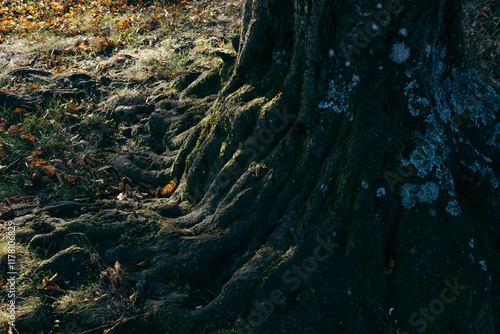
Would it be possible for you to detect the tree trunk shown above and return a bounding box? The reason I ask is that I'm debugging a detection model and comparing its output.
[146,0,500,333]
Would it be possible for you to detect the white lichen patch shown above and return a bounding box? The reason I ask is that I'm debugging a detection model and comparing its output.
[399,182,440,209]
[422,45,500,200]
[402,129,449,179]
[424,45,432,57]
[487,123,500,148]
[319,74,360,119]
[459,160,499,189]
[272,49,287,65]
[390,42,411,64]
[479,260,487,271]
[446,200,462,216]
[428,48,499,136]
[416,182,440,203]
[404,79,430,116]
[398,28,408,37]
[376,187,386,197]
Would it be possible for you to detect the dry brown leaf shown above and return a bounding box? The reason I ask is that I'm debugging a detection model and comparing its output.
[7,124,19,134]
[18,130,37,142]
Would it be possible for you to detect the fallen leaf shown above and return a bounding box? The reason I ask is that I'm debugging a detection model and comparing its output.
[160,177,178,197]
[41,273,63,292]
[40,164,56,176]
[12,107,26,116]
[7,124,20,134]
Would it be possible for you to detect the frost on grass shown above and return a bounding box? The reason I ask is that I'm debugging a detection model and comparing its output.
[399,182,439,209]
[318,74,360,119]
[389,42,410,64]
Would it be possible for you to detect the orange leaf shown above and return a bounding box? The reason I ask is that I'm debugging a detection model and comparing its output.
[27,84,39,89]
[160,178,178,197]
[30,159,47,168]
[12,107,26,115]
[40,165,56,176]
[18,130,37,142]
[118,180,125,192]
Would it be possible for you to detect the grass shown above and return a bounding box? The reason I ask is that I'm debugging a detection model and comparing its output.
[54,283,102,314]
[0,95,122,201]
[462,0,499,89]
[0,0,240,77]
[0,237,46,329]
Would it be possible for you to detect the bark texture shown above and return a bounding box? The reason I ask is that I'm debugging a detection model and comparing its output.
[143,0,500,333]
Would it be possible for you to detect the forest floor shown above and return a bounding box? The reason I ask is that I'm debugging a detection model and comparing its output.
[0,0,497,333]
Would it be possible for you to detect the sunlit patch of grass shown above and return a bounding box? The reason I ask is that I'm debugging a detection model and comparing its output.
[54,284,102,314]
[0,238,45,329]
[0,0,243,76]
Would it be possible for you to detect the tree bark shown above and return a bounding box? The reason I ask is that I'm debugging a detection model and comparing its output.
[145,0,500,333]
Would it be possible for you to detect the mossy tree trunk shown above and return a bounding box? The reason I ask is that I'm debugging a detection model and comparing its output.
[147,0,500,332]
